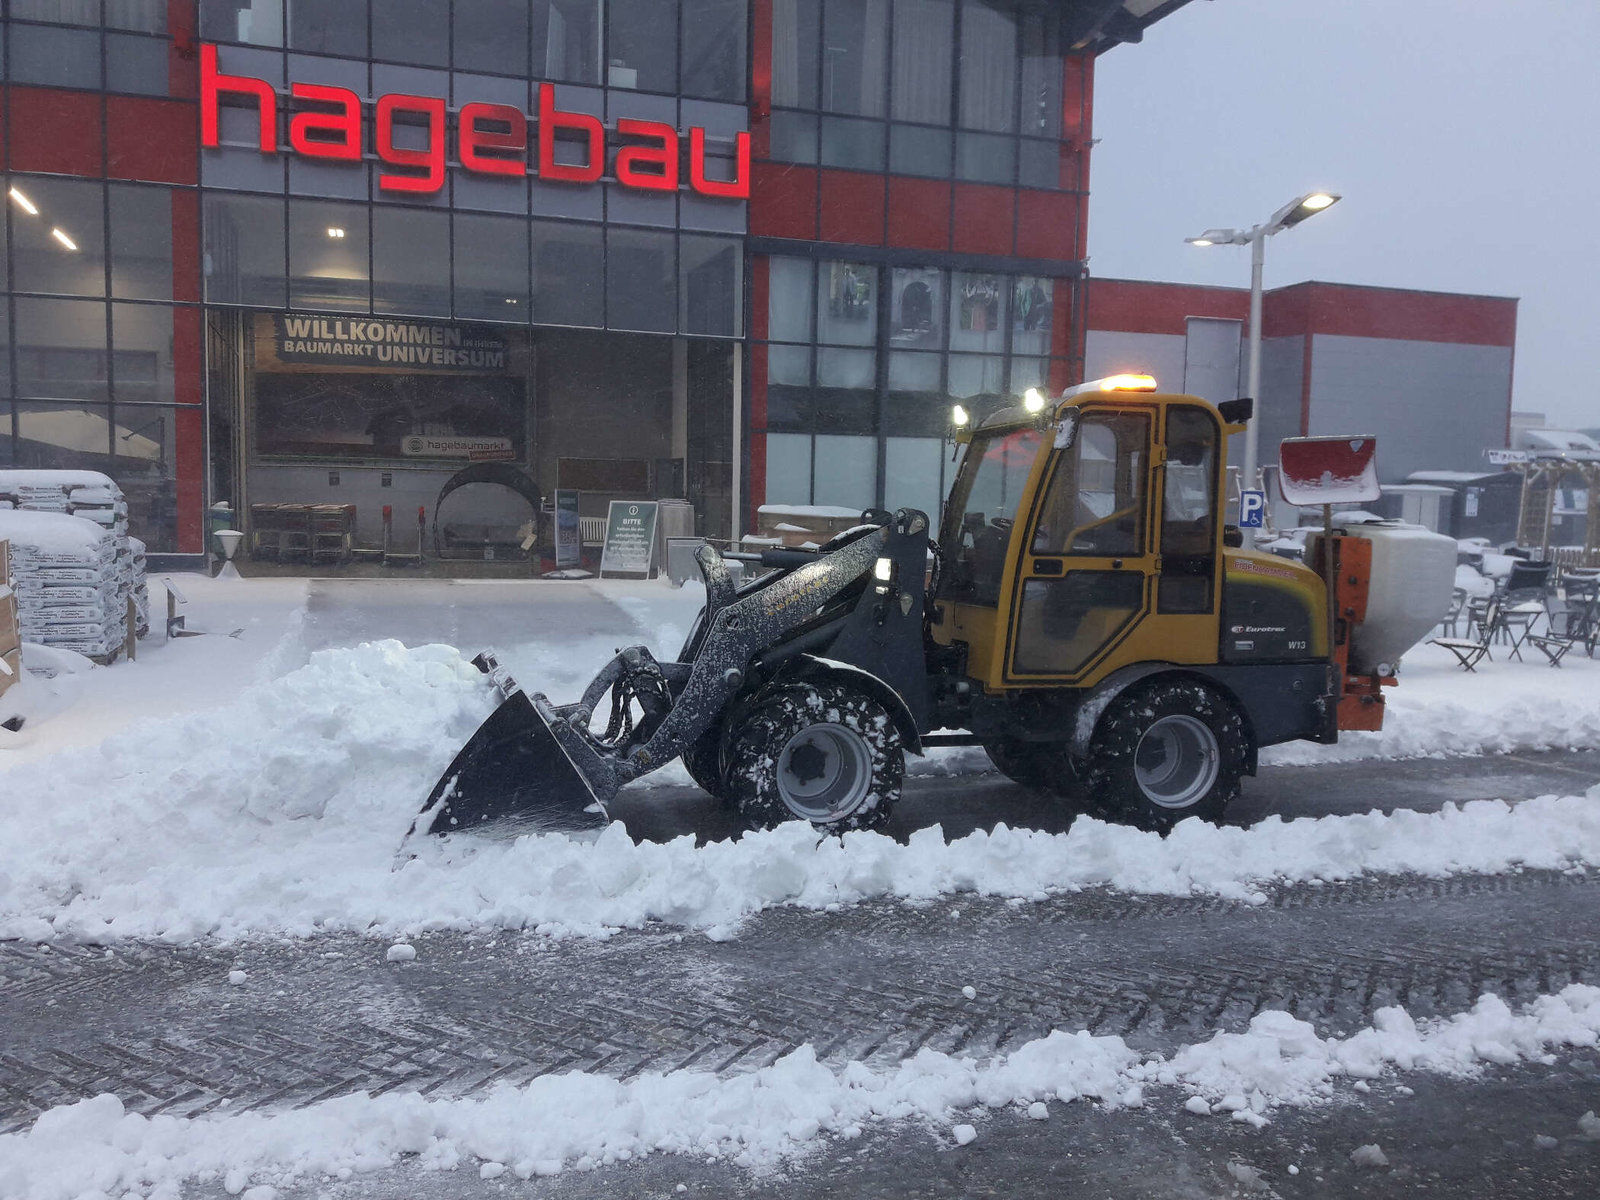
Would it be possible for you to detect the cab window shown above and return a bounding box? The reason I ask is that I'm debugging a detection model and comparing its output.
[1031,412,1149,557]
[940,426,1043,606]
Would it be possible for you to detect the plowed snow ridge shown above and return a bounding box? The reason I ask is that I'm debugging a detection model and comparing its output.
[1,643,1598,945]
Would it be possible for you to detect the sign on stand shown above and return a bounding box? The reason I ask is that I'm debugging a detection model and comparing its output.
[554,490,581,570]
[600,501,659,578]
[1239,489,1267,528]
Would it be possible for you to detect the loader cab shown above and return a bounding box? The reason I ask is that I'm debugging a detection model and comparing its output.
[934,382,1229,691]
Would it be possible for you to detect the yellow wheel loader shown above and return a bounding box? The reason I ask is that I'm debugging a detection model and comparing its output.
[415,377,1456,840]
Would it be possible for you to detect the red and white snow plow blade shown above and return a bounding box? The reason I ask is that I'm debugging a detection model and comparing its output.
[1278,435,1380,507]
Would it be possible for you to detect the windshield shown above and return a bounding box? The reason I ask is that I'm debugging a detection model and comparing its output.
[938,426,1043,606]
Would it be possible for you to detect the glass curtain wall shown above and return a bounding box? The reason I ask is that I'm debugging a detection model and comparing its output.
[769,0,1066,188]
[758,255,1072,524]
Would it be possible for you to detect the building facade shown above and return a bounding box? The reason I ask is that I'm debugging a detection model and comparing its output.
[1,0,1178,562]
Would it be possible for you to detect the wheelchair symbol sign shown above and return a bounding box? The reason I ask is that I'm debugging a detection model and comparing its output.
[1239,489,1266,528]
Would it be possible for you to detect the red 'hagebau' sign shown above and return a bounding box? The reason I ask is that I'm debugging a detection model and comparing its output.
[200,44,750,200]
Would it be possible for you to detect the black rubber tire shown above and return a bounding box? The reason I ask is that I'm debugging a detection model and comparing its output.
[983,738,1080,794]
[681,727,731,805]
[726,682,903,834]
[1083,678,1247,832]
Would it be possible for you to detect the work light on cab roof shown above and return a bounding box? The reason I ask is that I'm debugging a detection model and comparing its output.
[1061,373,1158,398]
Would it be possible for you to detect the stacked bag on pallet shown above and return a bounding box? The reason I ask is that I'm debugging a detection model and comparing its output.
[0,538,21,702]
[0,509,127,660]
[0,470,149,648]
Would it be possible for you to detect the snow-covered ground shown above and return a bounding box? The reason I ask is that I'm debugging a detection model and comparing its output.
[0,574,1596,945]
[5,984,1599,1199]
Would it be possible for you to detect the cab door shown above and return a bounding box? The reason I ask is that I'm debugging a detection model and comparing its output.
[1003,405,1158,684]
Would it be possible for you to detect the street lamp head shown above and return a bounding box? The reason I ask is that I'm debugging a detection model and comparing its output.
[1269,191,1341,233]
[1186,227,1245,247]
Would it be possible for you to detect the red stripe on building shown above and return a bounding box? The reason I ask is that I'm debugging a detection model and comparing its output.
[7,88,104,177]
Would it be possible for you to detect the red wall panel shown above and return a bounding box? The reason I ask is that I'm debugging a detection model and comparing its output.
[951,184,1013,257]
[107,97,198,185]
[174,406,204,553]
[885,176,950,252]
[749,162,817,240]
[170,188,201,303]
[7,88,103,177]
[818,169,885,246]
[1087,278,1251,336]
[1014,190,1081,263]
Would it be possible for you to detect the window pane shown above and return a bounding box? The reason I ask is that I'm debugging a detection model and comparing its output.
[14,299,109,401]
[683,0,746,101]
[822,0,886,116]
[454,1,529,76]
[763,432,812,505]
[949,271,1006,353]
[109,185,173,300]
[767,344,811,387]
[203,192,286,307]
[1009,353,1047,393]
[369,208,450,317]
[891,0,952,124]
[1011,276,1054,356]
[767,256,814,342]
[111,402,190,552]
[680,235,742,338]
[1032,413,1149,556]
[813,434,876,510]
[769,111,819,164]
[816,261,876,346]
[955,132,1014,183]
[16,401,113,471]
[372,0,449,65]
[890,267,943,351]
[10,0,99,25]
[885,436,944,529]
[820,116,885,170]
[0,299,10,398]
[888,350,939,391]
[771,0,820,109]
[9,25,101,89]
[531,220,603,328]
[106,32,171,94]
[532,0,603,84]
[0,404,12,467]
[454,213,530,321]
[606,227,676,332]
[289,199,370,313]
[816,346,873,389]
[1018,139,1061,190]
[201,0,282,46]
[1019,13,1064,139]
[289,3,366,56]
[890,124,951,177]
[105,0,166,32]
[959,1,1017,131]
[11,178,106,297]
[947,353,1004,399]
[112,303,175,403]
[608,0,677,93]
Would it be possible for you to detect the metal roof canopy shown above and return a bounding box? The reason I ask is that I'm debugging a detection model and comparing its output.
[1046,0,1195,53]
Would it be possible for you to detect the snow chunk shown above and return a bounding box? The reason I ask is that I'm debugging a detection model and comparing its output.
[1350,1143,1389,1168]
[227,970,247,986]
[961,986,977,1000]
[1026,1102,1049,1120]
[385,943,417,963]
[951,1124,977,1146]
[1580,1110,1600,1139]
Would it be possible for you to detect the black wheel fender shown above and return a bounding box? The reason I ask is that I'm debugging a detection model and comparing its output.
[778,654,925,756]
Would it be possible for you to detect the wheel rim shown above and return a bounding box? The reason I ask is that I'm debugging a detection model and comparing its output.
[1133,714,1219,810]
[775,723,874,822]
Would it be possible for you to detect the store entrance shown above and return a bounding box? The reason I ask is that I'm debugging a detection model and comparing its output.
[210,310,734,571]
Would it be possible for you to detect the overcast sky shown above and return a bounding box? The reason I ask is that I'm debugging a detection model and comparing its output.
[1087,0,1600,433]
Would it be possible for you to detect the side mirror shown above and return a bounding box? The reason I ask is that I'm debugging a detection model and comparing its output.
[1054,412,1080,450]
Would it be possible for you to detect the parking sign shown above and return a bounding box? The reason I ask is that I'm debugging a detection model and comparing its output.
[1239,489,1266,528]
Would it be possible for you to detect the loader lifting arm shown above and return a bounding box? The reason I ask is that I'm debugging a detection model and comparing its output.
[413,509,934,837]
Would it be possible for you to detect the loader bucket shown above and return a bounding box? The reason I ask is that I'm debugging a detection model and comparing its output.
[413,690,610,838]
[1278,436,1381,507]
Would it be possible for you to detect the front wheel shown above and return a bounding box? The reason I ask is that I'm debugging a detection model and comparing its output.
[1084,679,1246,831]
[726,683,903,834]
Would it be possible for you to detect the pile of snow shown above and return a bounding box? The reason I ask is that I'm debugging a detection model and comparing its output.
[2,640,1600,945]
[4,985,1598,1197]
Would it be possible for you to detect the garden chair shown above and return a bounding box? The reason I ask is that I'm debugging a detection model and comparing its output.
[1430,600,1501,671]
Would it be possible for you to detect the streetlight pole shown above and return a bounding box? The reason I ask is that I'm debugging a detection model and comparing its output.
[1187,192,1341,532]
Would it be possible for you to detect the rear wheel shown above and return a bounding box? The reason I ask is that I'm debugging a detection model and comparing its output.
[681,727,731,805]
[1084,679,1246,831]
[727,683,903,834]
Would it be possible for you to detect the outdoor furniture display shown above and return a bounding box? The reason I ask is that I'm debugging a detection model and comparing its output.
[1437,587,1468,638]
[1502,559,1554,604]
[250,504,355,564]
[1430,600,1502,671]
[1556,574,1600,657]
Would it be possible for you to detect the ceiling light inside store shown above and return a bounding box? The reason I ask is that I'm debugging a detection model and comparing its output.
[51,228,78,251]
[8,187,38,215]
[504,297,518,304]
[326,227,345,239]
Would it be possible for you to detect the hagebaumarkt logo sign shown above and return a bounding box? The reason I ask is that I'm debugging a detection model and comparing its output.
[201,44,750,199]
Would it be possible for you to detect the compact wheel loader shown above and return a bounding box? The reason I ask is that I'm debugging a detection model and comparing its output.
[416,377,1456,840]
